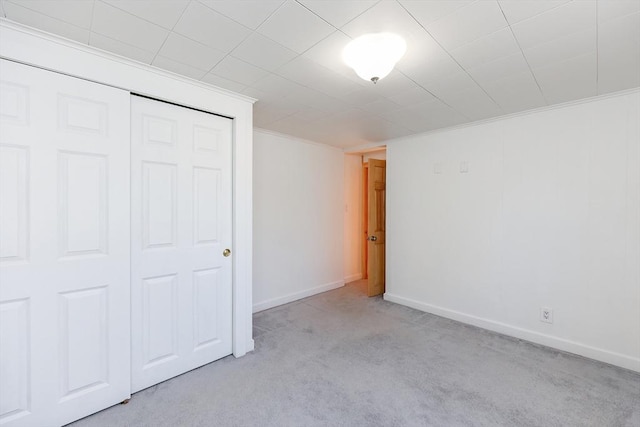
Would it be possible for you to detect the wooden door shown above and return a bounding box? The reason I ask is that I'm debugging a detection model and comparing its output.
[130,96,233,393]
[367,159,386,296]
[0,59,131,426]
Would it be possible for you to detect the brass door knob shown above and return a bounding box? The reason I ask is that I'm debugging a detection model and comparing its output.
[223,248,231,257]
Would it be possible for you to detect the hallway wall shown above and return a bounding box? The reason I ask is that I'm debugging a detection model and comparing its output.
[344,153,363,283]
[253,129,345,312]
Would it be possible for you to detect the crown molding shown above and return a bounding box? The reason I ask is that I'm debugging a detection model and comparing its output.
[0,18,256,105]
[382,87,640,147]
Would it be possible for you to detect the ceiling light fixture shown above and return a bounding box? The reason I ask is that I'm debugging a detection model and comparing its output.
[342,32,407,84]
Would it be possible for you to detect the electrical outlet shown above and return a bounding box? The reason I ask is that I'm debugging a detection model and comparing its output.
[540,307,553,324]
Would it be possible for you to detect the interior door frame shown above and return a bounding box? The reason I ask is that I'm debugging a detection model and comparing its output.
[0,20,256,357]
[366,158,386,296]
[362,162,368,280]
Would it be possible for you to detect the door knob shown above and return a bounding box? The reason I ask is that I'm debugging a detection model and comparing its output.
[223,248,231,257]
[369,235,377,242]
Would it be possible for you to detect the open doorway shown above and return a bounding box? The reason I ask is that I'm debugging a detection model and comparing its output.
[344,148,386,297]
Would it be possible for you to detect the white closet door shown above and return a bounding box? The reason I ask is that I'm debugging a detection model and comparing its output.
[130,96,232,392]
[0,60,130,426]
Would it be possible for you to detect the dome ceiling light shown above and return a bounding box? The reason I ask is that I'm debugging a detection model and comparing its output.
[342,32,407,84]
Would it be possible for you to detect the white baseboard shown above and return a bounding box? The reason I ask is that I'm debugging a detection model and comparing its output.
[344,273,362,283]
[384,293,640,372]
[253,280,345,313]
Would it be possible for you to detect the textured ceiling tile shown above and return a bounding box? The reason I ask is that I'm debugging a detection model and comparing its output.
[250,73,309,96]
[466,52,532,87]
[597,0,640,23]
[387,86,437,107]
[200,0,284,30]
[302,30,362,81]
[365,72,424,98]
[89,32,156,64]
[257,1,335,53]
[6,0,638,147]
[5,0,93,28]
[522,28,596,70]
[498,0,570,25]
[597,12,640,94]
[92,1,168,51]
[282,85,332,106]
[253,100,299,126]
[151,55,208,80]
[201,72,248,93]
[405,100,468,132]
[334,88,382,106]
[298,0,377,28]
[479,71,546,114]
[396,32,462,83]
[158,32,226,71]
[288,107,333,122]
[421,70,479,100]
[532,51,597,104]
[440,85,503,121]
[211,55,270,86]
[451,28,521,70]
[173,1,251,53]
[341,0,426,41]
[101,0,189,29]
[276,56,360,98]
[511,0,595,50]
[359,98,403,115]
[399,0,474,26]
[231,33,297,72]
[356,115,416,143]
[3,1,90,43]
[426,0,508,51]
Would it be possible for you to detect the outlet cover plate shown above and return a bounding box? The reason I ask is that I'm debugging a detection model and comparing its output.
[541,307,553,324]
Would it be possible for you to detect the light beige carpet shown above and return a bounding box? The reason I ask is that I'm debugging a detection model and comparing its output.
[69,280,640,426]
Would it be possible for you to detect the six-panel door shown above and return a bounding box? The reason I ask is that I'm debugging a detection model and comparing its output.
[130,95,233,393]
[0,60,131,426]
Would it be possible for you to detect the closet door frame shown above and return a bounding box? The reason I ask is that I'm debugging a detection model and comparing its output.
[0,20,255,357]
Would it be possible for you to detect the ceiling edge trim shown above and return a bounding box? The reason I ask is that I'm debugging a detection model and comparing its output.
[0,18,257,104]
[343,140,387,153]
[381,87,640,147]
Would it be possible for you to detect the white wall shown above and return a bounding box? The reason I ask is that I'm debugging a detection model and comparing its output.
[253,130,345,312]
[344,154,362,283]
[385,91,640,371]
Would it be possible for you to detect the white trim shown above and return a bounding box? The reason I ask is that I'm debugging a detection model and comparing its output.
[254,127,343,151]
[253,280,345,313]
[355,146,387,154]
[343,141,388,153]
[373,87,640,149]
[383,293,640,372]
[0,19,256,104]
[0,20,255,357]
[344,273,363,283]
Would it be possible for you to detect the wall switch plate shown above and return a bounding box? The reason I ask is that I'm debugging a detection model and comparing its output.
[460,161,469,173]
[540,307,553,324]
[433,162,443,174]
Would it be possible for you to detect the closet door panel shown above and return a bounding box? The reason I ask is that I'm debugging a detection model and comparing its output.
[131,96,232,393]
[0,59,130,427]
